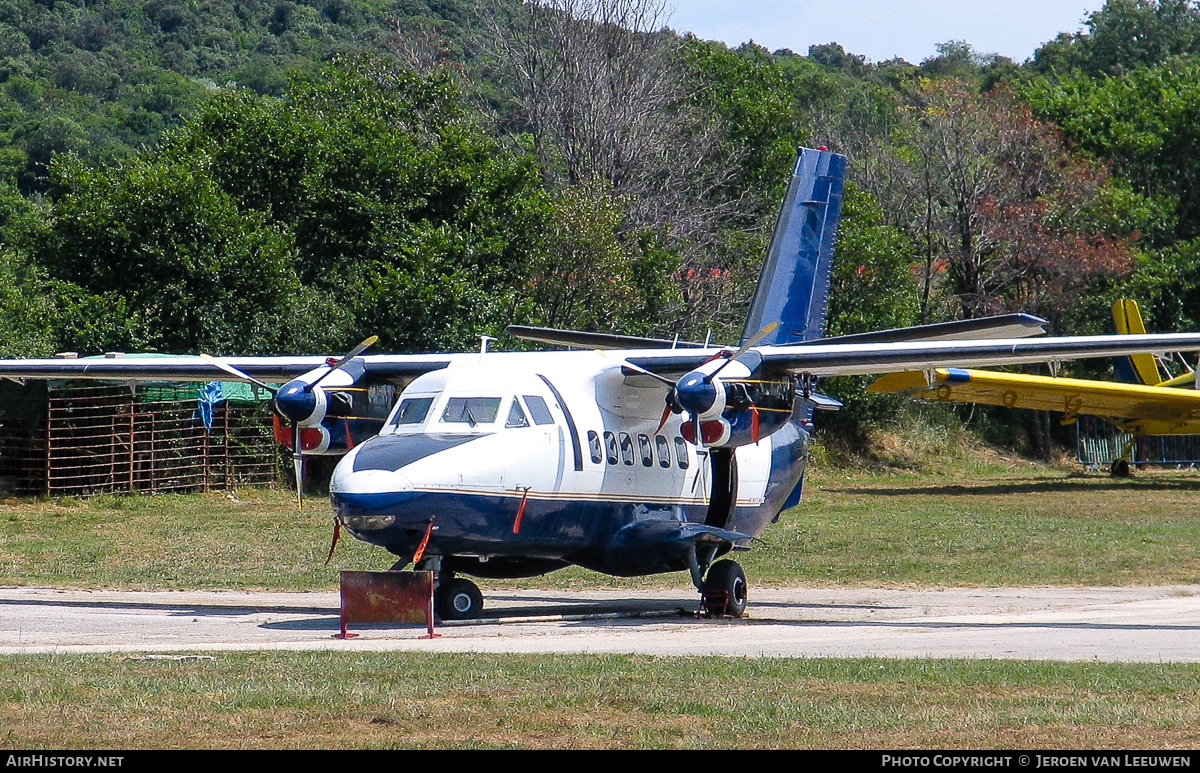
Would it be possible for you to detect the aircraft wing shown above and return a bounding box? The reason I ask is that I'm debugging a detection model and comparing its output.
[508,313,1047,351]
[868,367,1200,433]
[0,353,455,384]
[625,333,1200,379]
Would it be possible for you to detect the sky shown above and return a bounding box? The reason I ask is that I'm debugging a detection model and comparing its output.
[664,1,1105,64]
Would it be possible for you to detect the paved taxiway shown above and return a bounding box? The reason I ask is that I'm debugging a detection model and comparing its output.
[3,586,1200,661]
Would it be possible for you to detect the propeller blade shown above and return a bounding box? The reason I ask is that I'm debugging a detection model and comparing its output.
[198,353,278,395]
[309,335,379,390]
[705,322,778,383]
[596,350,676,386]
[654,403,672,435]
[292,419,304,511]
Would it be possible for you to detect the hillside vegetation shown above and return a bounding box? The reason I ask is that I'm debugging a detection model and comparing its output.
[3,0,1200,452]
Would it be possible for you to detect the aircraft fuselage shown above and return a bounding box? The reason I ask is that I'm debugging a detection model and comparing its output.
[330,350,809,579]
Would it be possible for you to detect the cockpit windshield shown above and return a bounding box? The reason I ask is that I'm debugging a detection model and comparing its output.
[440,397,501,427]
[389,396,434,428]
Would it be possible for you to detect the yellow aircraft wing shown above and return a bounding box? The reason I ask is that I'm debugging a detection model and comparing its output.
[867,368,1200,435]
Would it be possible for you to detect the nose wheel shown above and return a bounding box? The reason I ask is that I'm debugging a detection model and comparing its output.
[435,577,484,620]
[701,559,747,618]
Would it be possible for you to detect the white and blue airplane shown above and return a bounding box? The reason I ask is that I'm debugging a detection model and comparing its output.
[7,147,1200,619]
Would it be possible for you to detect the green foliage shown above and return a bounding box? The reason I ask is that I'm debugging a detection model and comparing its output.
[1123,238,1200,331]
[825,185,919,338]
[162,59,549,352]
[817,185,919,439]
[527,179,679,335]
[1032,0,1200,76]
[0,247,56,357]
[1026,57,1200,243]
[678,38,812,209]
[39,153,300,354]
[13,57,548,355]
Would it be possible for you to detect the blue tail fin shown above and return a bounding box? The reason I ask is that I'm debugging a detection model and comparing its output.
[740,147,846,346]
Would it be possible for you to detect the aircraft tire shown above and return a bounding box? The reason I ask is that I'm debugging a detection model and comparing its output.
[436,578,483,620]
[1110,459,1131,478]
[703,560,748,618]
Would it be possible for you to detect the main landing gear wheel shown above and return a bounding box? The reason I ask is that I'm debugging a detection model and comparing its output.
[436,578,484,620]
[702,560,747,618]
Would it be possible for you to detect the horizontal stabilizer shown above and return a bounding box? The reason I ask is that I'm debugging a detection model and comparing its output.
[795,313,1047,347]
[805,392,843,411]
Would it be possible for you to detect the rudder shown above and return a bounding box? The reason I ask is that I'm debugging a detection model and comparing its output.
[740,147,846,346]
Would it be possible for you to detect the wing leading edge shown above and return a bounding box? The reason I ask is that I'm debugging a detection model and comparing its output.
[0,354,455,384]
[622,333,1200,380]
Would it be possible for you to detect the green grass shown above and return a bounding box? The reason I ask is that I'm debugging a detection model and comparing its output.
[4,653,1200,749]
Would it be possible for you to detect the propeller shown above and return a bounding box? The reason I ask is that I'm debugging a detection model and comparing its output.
[200,336,378,509]
[606,323,780,451]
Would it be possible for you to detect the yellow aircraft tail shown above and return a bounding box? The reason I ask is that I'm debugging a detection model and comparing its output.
[1112,299,1164,386]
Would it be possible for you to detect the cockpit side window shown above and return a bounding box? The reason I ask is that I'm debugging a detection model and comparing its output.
[389,396,433,428]
[522,395,555,425]
[441,397,501,426]
[506,399,530,428]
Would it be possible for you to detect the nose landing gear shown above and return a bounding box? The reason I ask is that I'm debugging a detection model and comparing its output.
[436,576,484,620]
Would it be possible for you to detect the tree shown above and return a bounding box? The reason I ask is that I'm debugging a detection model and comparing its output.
[159,57,551,353]
[882,79,1134,328]
[1033,0,1200,76]
[481,0,734,244]
[1026,57,1200,245]
[37,153,301,355]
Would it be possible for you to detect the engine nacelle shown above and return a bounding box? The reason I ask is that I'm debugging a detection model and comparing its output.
[273,381,398,456]
[674,355,797,448]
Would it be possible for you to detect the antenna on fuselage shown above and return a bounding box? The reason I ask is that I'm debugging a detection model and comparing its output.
[479,335,496,363]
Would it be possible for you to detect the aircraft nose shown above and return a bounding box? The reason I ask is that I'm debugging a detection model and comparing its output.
[330,468,416,512]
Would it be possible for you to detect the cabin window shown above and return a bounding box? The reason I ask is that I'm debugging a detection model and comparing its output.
[506,400,530,428]
[522,395,555,425]
[674,437,689,469]
[441,397,501,426]
[655,435,671,468]
[604,431,618,464]
[619,433,634,465]
[390,396,433,427]
[587,431,603,464]
[638,434,653,467]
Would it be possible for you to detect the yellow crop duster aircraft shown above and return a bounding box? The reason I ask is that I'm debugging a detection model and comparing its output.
[867,301,1200,472]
